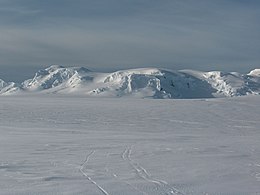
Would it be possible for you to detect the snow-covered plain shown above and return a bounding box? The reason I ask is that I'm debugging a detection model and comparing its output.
[0,95,260,195]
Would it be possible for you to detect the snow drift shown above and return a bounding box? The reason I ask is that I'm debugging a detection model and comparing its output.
[1,65,260,98]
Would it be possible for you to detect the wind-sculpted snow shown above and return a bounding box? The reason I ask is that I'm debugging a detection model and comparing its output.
[1,65,260,98]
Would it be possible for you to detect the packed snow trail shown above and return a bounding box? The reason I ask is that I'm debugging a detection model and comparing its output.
[80,151,110,195]
[122,146,185,195]
[104,152,149,195]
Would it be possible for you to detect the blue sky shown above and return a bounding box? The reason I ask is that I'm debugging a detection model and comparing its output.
[0,0,260,81]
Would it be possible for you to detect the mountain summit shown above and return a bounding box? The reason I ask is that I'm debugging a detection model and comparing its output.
[1,66,260,98]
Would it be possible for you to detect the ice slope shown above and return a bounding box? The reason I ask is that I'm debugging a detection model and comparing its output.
[0,95,260,195]
[203,71,260,97]
[1,65,260,98]
[0,79,20,94]
[21,65,92,91]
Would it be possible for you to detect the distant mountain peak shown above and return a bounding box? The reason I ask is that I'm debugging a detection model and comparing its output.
[45,64,65,71]
[248,69,260,77]
[1,65,260,98]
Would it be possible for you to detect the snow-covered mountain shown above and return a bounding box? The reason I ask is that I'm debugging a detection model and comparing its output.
[1,65,260,98]
[0,79,20,94]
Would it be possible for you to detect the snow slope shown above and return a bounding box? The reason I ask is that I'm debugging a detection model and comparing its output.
[1,65,260,98]
[0,79,20,94]
[248,69,260,77]
[0,95,260,195]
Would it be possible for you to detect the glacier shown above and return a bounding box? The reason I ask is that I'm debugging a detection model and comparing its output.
[1,65,260,98]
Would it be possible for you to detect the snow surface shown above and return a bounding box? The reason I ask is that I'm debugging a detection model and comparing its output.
[248,69,260,77]
[0,95,260,195]
[1,65,260,98]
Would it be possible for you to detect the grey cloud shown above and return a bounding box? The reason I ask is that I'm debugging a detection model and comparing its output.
[0,0,260,81]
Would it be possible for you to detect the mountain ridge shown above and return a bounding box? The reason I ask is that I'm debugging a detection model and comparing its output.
[1,65,260,99]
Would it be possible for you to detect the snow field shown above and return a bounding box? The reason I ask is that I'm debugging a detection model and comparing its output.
[0,95,260,194]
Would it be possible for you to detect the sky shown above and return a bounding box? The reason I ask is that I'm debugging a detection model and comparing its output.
[0,0,260,81]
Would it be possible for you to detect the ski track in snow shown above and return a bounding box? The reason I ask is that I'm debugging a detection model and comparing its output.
[79,147,185,195]
[122,146,185,195]
[104,153,149,195]
[80,151,110,195]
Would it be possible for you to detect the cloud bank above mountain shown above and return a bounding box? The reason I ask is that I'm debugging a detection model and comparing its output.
[0,0,260,79]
